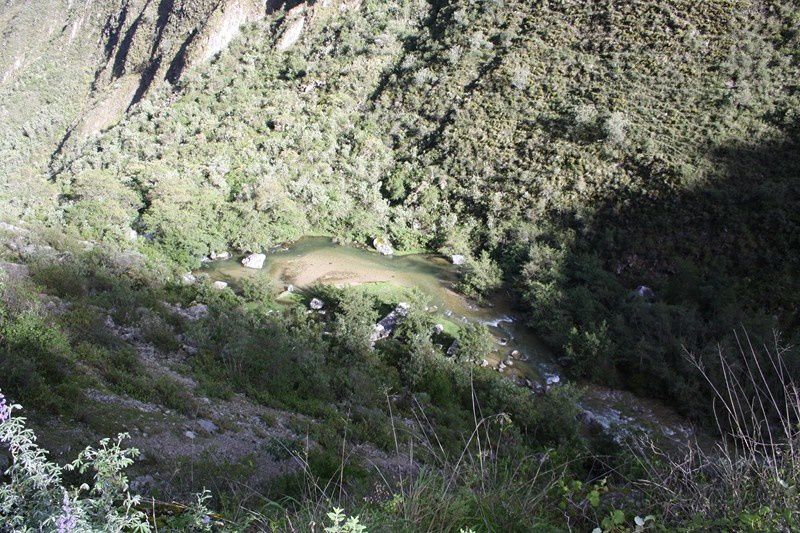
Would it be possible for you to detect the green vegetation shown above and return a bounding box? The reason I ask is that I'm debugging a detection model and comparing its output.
[2,0,799,529]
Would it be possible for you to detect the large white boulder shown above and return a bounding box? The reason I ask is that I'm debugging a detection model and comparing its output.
[242,253,266,269]
[373,236,394,256]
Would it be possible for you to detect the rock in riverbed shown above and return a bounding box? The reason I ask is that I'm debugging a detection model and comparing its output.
[210,251,231,260]
[373,237,394,256]
[242,253,266,269]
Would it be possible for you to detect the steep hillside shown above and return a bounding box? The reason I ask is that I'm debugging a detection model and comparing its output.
[2,0,800,530]
[0,0,300,183]
[51,0,800,415]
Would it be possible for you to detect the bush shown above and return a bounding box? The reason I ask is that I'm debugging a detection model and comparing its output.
[458,252,502,301]
[456,323,493,364]
[332,290,379,356]
[139,313,180,352]
[0,311,82,415]
[0,390,213,530]
[563,321,614,380]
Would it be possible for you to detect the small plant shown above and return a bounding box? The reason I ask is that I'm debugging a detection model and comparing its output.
[0,389,150,530]
[0,389,212,531]
[324,507,367,533]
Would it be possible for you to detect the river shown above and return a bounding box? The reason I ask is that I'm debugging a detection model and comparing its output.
[199,237,696,446]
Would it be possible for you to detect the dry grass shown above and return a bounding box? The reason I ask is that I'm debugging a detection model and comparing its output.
[634,329,800,528]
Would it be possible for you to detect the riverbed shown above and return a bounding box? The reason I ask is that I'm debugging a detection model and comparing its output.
[200,237,560,383]
[199,237,697,446]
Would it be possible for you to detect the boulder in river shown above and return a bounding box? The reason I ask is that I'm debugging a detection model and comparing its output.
[450,254,466,265]
[373,236,394,256]
[242,253,266,269]
[309,298,325,310]
[210,251,231,260]
[634,285,655,299]
[370,302,410,345]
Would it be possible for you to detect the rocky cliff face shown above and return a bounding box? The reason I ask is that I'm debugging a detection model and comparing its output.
[85,0,295,134]
[0,0,300,177]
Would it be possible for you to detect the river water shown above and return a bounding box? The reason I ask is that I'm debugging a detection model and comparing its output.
[200,237,559,384]
[199,237,696,445]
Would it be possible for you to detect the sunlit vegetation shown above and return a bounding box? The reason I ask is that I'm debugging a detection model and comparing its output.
[1,0,799,529]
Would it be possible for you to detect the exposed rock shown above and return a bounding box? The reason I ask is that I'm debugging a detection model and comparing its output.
[41,294,70,316]
[184,430,197,440]
[497,362,506,373]
[242,253,266,269]
[109,250,145,271]
[74,0,274,141]
[504,358,514,366]
[451,254,466,265]
[634,285,655,299]
[197,419,218,434]
[277,15,305,51]
[370,302,410,345]
[0,261,29,281]
[200,0,269,62]
[309,298,325,310]
[210,251,231,260]
[174,304,209,321]
[510,349,520,358]
[446,340,460,357]
[212,281,228,290]
[480,359,489,367]
[125,228,138,241]
[372,236,394,256]
[433,324,444,335]
[0,222,29,235]
[497,337,509,346]
[286,284,295,293]
[181,273,197,285]
[545,373,561,386]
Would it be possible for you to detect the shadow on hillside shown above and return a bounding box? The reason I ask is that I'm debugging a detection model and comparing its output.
[525,135,800,421]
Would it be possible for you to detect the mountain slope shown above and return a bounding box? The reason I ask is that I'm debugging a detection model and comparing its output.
[46,0,800,416]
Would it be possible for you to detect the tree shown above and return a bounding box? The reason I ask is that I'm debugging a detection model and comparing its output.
[458,251,503,300]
